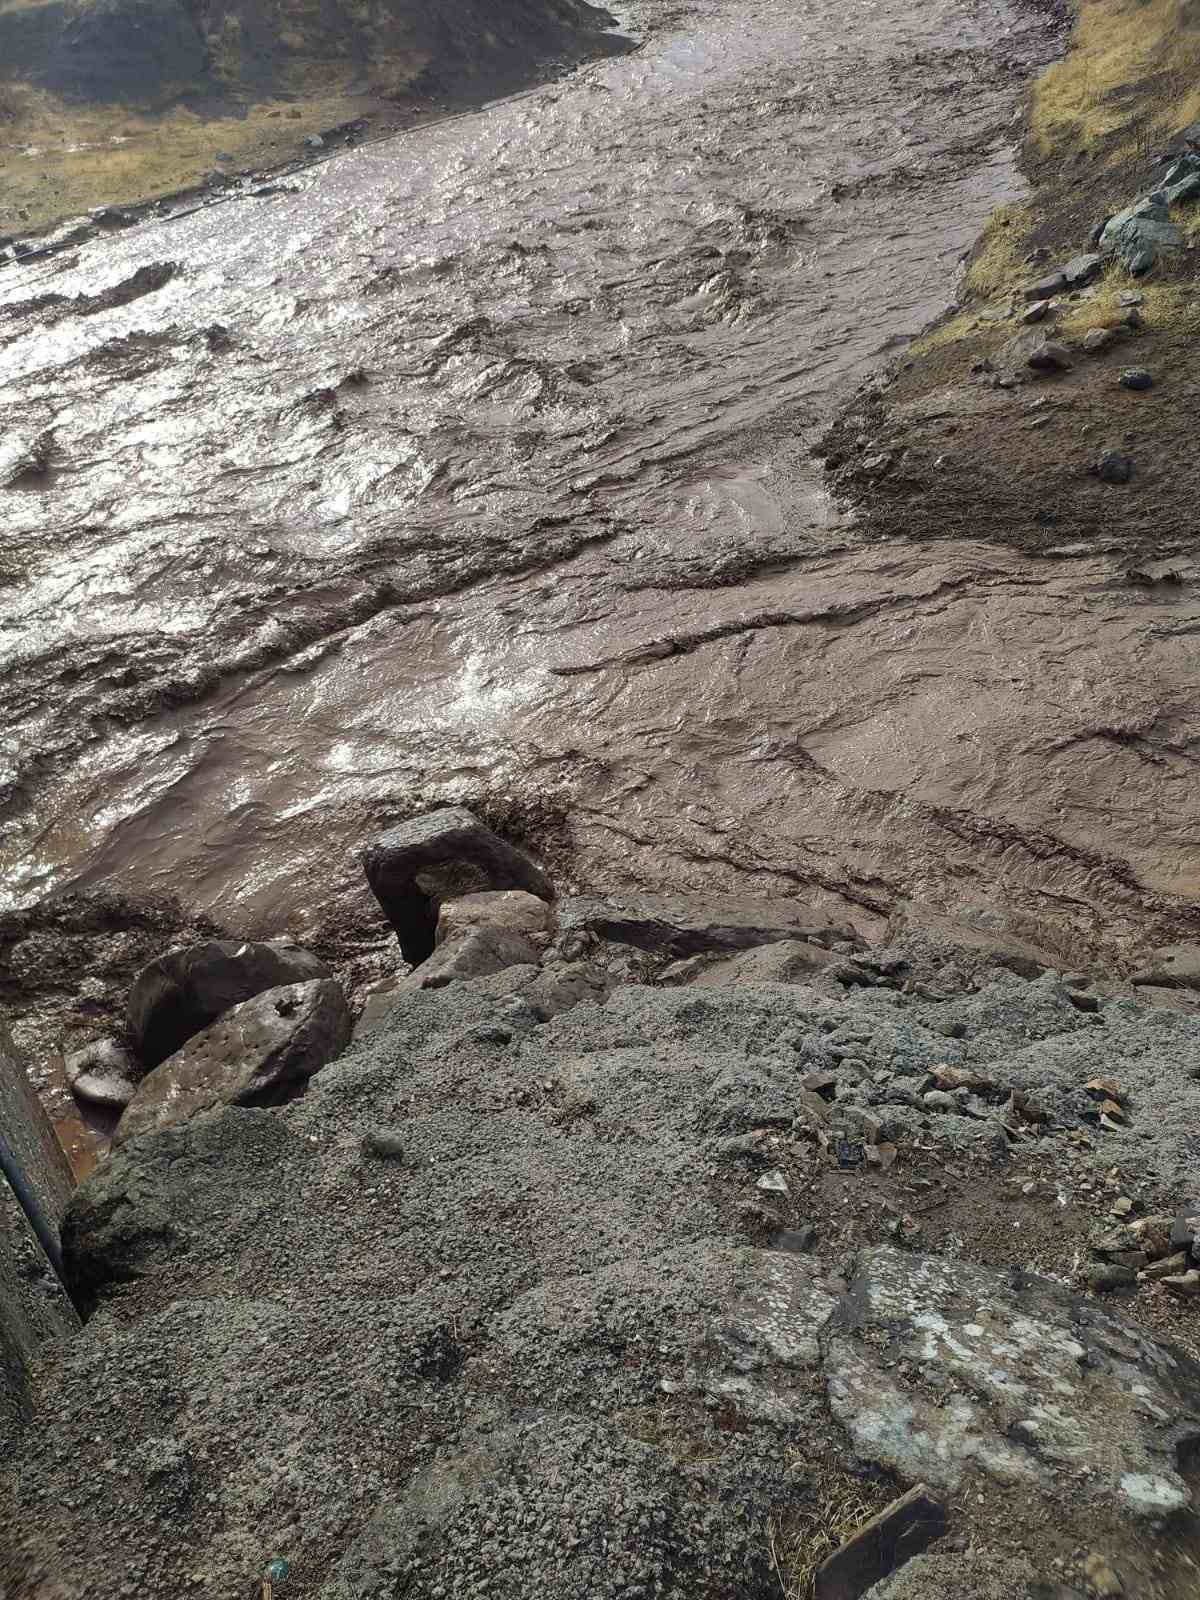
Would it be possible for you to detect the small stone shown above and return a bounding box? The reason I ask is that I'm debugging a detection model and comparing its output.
[923,1090,957,1112]
[1099,1113,1126,1133]
[1028,341,1073,373]
[1110,1195,1133,1217]
[1064,252,1103,287]
[1022,299,1051,324]
[1128,1214,1173,1258]
[1082,327,1117,353]
[757,1168,790,1195]
[1119,367,1153,391]
[1023,272,1068,301]
[1082,1553,1122,1597]
[865,1142,898,1171]
[1169,1212,1200,1253]
[1083,1262,1136,1292]
[304,134,324,149]
[1164,1269,1200,1297]
[1084,1078,1124,1102]
[1095,449,1133,484]
[362,1129,407,1162]
[1140,1251,1188,1281]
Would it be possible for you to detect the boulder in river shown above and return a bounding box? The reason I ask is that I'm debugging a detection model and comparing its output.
[128,937,332,1068]
[362,807,554,965]
[114,977,350,1145]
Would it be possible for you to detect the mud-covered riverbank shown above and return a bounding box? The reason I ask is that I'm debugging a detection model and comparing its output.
[2,0,1067,962]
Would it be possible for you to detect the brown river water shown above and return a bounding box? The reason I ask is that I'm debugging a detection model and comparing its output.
[7,0,1188,975]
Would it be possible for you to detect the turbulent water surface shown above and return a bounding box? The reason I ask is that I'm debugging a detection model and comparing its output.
[9,0,1185,961]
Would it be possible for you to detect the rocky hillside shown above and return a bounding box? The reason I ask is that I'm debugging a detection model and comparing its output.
[37,0,618,104]
[3,811,1200,1600]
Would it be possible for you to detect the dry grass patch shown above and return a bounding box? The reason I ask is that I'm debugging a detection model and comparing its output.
[768,1471,893,1600]
[963,203,1033,299]
[1032,0,1200,156]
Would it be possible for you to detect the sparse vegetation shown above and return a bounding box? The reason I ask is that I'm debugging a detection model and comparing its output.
[1032,0,1200,156]
[768,1473,892,1600]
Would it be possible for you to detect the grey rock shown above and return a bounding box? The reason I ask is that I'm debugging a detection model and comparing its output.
[1118,367,1153,391]
[1131,942,1200,989]
[824,1246,1200,1513]
[1165,172,1200,205]
[361,1128,407,1161]
[1083,1262,1136,1292]
[1022,272,1067,301]
[63,1038,138,1108]
[1021,299,1051,325]
[1163,1269,1200,1297]
[1095,449,1132,484]
[863,1551,1039,1600]
[1062,252,1102,288]
[1099,195,1184,273]
[128,937,331,1068]
[435,888,551,945]
[362,807,554,964]
[1027,341,1072,373]
[406,924,542,990]
[115,978,351,1145]
[687,937,839,986]
[1081,327,1117,354]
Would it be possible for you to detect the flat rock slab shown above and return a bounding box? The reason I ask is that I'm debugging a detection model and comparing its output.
[558,891,857,958]
[362,808,554,965]
[128,938,331,1067]
[825,1247,1200,1516]
[115,979,351,1146]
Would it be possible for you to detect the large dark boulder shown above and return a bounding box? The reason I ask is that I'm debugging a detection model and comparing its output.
[115,978,351,1145]
[127,938,331,1069]
[362,807,554,965]
[47,0,208,101]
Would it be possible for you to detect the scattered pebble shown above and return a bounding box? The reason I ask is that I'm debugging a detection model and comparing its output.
[1095,448,1133,484]
[1119,367,1154,390]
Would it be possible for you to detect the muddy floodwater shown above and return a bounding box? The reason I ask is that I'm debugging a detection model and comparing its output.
[6,0,1188,965]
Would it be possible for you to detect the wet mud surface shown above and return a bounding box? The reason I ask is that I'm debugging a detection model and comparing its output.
[7,0,1155,1003]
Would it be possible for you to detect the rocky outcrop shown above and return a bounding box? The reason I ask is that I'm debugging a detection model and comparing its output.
[128,937,332,1068]
[115,978,351,1144]
[38,0,622,106]
[362,808,555,965]
[17,956,1199,1600]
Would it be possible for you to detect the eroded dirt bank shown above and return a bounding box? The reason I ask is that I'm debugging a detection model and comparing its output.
[12,0,1177,1073]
